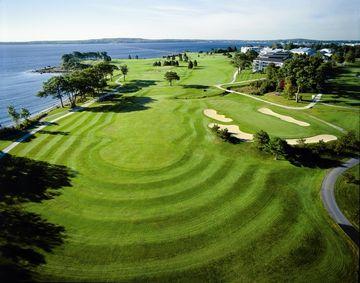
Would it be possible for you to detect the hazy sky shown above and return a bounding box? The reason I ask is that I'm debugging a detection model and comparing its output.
[0,0,359,41]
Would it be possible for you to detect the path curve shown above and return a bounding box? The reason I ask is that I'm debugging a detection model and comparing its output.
[0,76,123,159]
[321,158,359,246]
[215,70,322,110]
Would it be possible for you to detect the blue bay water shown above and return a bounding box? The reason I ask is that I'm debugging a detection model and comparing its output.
[0,41,267,126]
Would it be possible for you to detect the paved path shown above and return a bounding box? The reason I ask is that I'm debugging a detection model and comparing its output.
[215,70,322,110]
[321,158,360,246]
[0,76,123,159]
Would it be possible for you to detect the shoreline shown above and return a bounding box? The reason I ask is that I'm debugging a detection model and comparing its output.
[33,66,67,74]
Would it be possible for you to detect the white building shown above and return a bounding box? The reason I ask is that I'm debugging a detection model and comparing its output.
[290,47,316,56]
[240,46,262,53]
[259,47,285,55]
[253,51,291,72]
[319,48,333,57]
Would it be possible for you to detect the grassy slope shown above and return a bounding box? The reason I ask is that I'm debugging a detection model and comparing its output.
[335,165,360,230]
[2,54,358,282]
[321,60,360,107]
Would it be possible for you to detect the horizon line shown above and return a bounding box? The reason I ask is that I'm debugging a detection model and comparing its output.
[1,36,360,44]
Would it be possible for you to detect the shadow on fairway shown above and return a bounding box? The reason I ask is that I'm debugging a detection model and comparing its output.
[0,122,59,143]
[38,130,69,136]
[0,153,76,281]
[120,79,158,94]
[339,224,359,247]
[287,147,343,169]
[182,84,210,90]
[82,96,156,113]
[0,128,36,143]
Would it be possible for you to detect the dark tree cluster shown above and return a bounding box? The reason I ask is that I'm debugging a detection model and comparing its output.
[260,55,334,101]
[231,50,258,73]
[253,130,359,167]
[211,46,237,54]
[186,60,198,69]
[162,60,179,67]
[38,62,118,108]
[61,51,111,70]
[211,125,238,144]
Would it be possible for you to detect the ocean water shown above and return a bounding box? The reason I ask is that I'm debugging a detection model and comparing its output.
[0,41,267,126]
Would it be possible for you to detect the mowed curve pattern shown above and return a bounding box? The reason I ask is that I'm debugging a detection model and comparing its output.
[5,56,357,282]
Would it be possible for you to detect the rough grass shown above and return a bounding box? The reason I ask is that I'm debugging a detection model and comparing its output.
[1,53,358,282]
[335,165,360,229]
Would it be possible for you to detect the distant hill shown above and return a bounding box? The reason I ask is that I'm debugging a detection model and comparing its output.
[0,37,358,45]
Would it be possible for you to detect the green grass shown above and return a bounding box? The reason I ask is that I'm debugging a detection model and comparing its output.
[1,53,358,282]
[321,60,360,107]
[335,165,360,230]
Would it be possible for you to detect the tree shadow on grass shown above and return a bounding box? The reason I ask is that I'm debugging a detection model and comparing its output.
[0,153,76,281]
[0,128,36,143]
[0,122,60,143]
[38,130,69,136]
[286,147,343,169]
[82,96,156,113]
[120,79,158,94]
[182,84,210,90]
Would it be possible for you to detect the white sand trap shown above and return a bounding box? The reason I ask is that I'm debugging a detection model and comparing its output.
[204,109,233,123]
[209,123,254,141]
[258,108,310,127]
[286,135,337,145]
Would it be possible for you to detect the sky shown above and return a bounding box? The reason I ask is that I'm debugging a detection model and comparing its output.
[0,0,359,42]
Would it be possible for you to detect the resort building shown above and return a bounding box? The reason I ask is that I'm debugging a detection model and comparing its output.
[319,48,333,58]
[259,47,285,55]
[290,47,316,56]
[240,46,262,53]
[252,51,291,72]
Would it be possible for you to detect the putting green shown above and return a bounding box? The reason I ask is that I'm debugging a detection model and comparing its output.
[2,54,358,282]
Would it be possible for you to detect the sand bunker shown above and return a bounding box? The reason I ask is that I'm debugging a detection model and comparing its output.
[204,109,233,123]
[258,108,310,127]
[286,135,337,145]
[209,123,254,141]
[206,109,336,145]
[209,123,337,145]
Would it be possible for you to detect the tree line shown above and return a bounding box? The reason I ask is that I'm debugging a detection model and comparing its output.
[61,51,111,70]
[255,55,333,102]
[38,61,118,108]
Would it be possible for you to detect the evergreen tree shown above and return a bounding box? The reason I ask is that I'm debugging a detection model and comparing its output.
[188,61,194,69]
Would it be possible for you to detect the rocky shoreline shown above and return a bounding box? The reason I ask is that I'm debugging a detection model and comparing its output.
[33,66,67,74]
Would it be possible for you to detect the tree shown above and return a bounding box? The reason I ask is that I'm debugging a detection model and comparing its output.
[245,50,258,61]
[120,65,129,81]
[7,105,20,126]
[164,71,180,86]
[269,137,289,160]
[295,69,308,103]
[345,50,355,63]
[253,130,270,151]
[283,77,296,99]
[37,76,67,107]
[194,60,198,67]
[332,53,344,64]
[231,52,250,73]
[188,60,194,69]
[20,108,30,122]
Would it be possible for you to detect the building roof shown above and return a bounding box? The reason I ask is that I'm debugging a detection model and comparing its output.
[290,47,315,54]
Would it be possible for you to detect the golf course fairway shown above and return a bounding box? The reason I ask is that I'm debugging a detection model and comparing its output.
[1,54,358,282]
